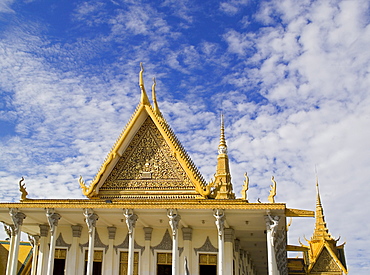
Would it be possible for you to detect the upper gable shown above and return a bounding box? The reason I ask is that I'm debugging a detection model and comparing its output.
[310,246,346,274]
[79,69,209,199]
[97,115,202,199]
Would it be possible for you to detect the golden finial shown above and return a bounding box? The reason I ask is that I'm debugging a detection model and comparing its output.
[139,63,150,105]
[19,177,28,201]
[286,217,292,231]
[152,77,161,116]
[268,176,276,203]
[218,112,227,154]
[241,172,249,200]
[79,175,88,193]
[312,176,332,241]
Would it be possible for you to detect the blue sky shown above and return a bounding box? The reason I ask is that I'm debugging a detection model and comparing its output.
[1,0,369,273]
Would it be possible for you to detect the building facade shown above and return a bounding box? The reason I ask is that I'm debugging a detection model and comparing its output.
[0,65,347,275]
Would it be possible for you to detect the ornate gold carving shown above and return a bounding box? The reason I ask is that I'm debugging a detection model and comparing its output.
[19,177,28,201]
[100,117,195,191]
[268,176,277,203]
[241,172,249,201]
[311,247,341,272]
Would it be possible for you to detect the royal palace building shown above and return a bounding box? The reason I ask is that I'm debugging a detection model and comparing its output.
[0,65,347,275]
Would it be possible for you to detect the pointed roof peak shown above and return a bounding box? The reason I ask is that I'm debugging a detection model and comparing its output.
[312,177,333,242]
[218,112,227,154]
[139,62,150,106]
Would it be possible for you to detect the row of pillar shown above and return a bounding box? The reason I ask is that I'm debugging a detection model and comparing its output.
[4,208,281,275]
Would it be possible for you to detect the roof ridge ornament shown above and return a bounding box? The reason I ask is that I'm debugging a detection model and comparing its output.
[218,112,227,154]
[268,176,277,203]
[139,63,150,106]
[151,77,162,116]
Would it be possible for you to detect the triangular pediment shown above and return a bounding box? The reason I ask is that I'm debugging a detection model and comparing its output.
[99,116,197,196]
[309,244,347,274]
[81,101,207,199]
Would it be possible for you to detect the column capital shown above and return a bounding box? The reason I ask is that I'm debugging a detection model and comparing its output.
[3,224,15,238]
[265,213,280,247]
[182,227,193,241]
[124,209,138,235]
[213,209,225,237]
[144,227,153,241]
[39,224,49,237]
[46,208,61,234]
[9,208,26,234]
[83,208,99,234]
[224,228,235,242]
[167,209,181,237]
[107,226,117,240]
[28,234,40,247]
[71,224,83,238]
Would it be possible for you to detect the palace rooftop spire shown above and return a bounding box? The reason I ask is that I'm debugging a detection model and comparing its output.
[214,113,235,199]
[312,178,332,241]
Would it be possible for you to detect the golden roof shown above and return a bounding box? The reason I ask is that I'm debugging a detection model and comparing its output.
[79,64,209,199]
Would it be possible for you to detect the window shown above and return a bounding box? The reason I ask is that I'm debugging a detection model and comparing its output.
[157,252,172,275]
[53,248,67,275]
[84,250,103,275]
[199,253,217,275]
[119,251,139,275]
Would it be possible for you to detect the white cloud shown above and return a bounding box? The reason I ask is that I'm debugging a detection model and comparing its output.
[220,0,250,15]
[220,0,370,271]
[0,0,15,14]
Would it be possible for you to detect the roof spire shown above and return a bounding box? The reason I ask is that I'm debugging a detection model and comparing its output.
[139,63,150,105]
[218,112,227,154]
[213,112,235,199]
[312,177,332,241]
[151,77,161,116]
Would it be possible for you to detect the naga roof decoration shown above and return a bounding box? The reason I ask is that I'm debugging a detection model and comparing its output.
[80,64,208,199]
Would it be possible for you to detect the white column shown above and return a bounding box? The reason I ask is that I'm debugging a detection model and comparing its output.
[265,214,280,275]
[84,209,99,275]
[4,225,14,275]
[66,225,82,275]
[124,209,138,275]
[167,209,181,275]
[214,209,225,275]
[181,227,192,275]
[224,228,234,274]
[36,225,49,275]
[28,235,40,275]
[46,208,61,275]
[4,224,15,275]
[105,226,116,275]
[143,227,153,275]
[9,208,26,275]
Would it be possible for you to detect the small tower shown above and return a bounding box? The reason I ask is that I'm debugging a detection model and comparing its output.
[305,180,348,274]
[213,114,235,199]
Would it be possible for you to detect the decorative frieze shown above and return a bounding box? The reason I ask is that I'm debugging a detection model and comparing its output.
[194,236,218,255]
[79,230,108,253]
[55,233,71,250]
[113,234,145,255]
